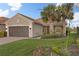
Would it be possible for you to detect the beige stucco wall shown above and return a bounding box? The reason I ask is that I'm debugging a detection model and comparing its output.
[6,13,33,37]
[48,23,54,34]
[48,20,66,36]
[32,23,43,37]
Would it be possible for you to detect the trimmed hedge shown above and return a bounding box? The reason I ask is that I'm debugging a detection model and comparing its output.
[0,31,7,37]
[4,32,7,37]
[41,34,65,39]
[77,27,79,34]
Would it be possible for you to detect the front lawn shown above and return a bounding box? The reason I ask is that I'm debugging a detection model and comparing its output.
[0,33,76,56]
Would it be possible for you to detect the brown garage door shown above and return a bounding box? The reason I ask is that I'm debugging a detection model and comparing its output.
[9,26,29,37]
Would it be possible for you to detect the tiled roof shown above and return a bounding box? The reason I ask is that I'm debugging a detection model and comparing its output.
[17,13,34,21]
[0,17,9,24]
[33,18,49,26]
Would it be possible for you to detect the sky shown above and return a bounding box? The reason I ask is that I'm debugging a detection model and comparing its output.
[0,3,79,28]
[0,3,48,18]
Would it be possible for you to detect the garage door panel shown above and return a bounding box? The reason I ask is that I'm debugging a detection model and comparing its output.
[9,26,29,37]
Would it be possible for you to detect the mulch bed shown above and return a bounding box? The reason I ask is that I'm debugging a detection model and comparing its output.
[68,44,79,56]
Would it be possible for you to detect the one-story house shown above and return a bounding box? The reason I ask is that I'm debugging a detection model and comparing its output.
[5,13,67,37]
[6,13,48,37]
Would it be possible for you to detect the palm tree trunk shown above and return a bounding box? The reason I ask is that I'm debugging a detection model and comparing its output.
[69,20,71,36]
[66,20,71,50]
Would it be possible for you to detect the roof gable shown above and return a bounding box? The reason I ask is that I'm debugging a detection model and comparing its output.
[6,13,34,26]
[16,13,34,21]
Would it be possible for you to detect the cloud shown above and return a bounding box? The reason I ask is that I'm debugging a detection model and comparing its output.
[70,12,79,27]
[0,9,9,17]
[74,3,79,7]
[0,3,22,17]
[72,12,79,21]
[8,3,22,11]
[66,12,79,27]
[56,3,63,6]
[0,9,3,13]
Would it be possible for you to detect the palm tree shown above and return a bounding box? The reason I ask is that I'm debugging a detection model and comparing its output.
[41,4,56,23]
[58,3,74,36]
[57,3,74,50]
[41,4,63,34]
[61,4,74,20]
[41,3,74,34]
[41,3,74,51]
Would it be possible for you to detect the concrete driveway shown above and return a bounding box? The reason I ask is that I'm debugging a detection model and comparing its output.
[0,37,28,45]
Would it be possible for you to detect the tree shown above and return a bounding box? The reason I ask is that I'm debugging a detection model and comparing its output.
[41,4,56,23]
[41,3,74,51]
[58,4,74,50]
[41,3,74,34]
[60,3,74,36]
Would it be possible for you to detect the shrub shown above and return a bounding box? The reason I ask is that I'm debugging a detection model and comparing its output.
[41,34,53,39]
[0,31,4,37]
[4,31,7,37]
[41,34,64,39]
[77,27,79,34]
[52,47,62,55]
[0,31,7,37]
[52,47,70,56]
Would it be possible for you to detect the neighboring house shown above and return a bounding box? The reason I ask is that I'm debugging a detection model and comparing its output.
[6,13,47,37]
[0,17,8,32]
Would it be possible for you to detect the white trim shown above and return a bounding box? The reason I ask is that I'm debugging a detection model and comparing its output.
[7,25,29,26]
[6,26,8,28]
[7,26,9,37]
[29,25,33,37]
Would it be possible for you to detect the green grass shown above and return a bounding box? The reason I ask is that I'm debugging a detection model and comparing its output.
[75,38,79,48]
[0,33,76,56]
